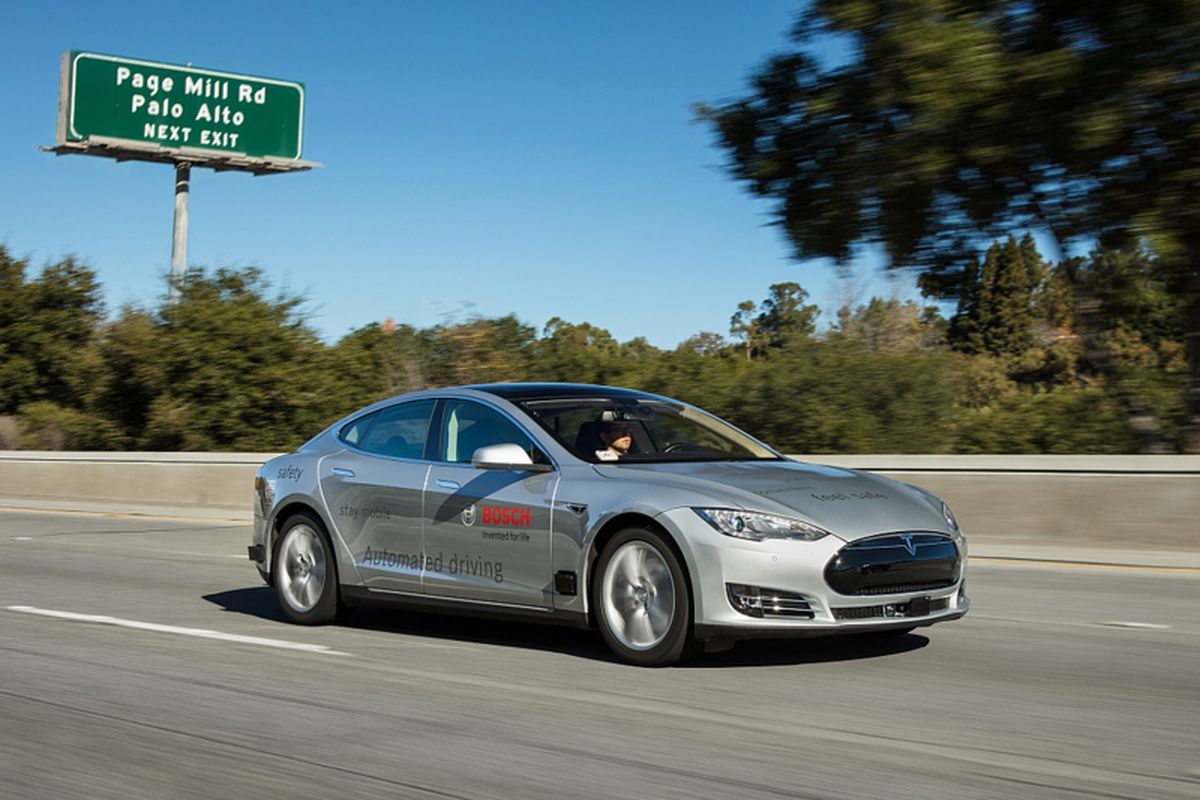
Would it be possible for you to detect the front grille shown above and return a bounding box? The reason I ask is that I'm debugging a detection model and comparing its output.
[833,605,886,620]
[832,597,950,621]
[854,580,954,596]
[825,533,960,596]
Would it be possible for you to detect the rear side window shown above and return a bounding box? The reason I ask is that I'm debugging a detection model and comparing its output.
[339,415,372,446]
[339,400,436,460]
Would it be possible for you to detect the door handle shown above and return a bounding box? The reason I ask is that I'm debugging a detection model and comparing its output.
[436,479,460,490]
[331,467,355,478]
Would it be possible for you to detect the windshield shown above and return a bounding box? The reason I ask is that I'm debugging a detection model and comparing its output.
[517,396,779,464]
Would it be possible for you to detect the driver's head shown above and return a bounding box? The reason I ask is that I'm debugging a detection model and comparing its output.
[596,420,633,453]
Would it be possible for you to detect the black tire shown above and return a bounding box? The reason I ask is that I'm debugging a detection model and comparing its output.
[592,527,693,667]
[256,565,271,586]
[272,511,339,625]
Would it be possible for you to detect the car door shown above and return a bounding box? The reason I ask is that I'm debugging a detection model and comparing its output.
[423,398,557,607]
[320,399,436,593]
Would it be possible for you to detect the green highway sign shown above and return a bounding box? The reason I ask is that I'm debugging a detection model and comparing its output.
[59,51,305,161]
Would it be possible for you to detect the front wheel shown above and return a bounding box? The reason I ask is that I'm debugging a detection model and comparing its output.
[593,528,693,666]
[273,512,339,625]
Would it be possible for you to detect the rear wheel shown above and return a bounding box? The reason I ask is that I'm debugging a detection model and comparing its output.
[273,512,339,624]
[593,527,693,666]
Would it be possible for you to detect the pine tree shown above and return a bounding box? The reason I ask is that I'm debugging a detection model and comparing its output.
[951,235,1044,359]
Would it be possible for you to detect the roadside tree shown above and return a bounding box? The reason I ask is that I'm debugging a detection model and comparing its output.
[700,0,1200,449]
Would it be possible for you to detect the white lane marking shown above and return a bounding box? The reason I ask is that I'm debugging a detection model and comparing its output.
[970,614,1193,635]
[3,536,254,561]
[13,536,32,541]
[5,606,351,656]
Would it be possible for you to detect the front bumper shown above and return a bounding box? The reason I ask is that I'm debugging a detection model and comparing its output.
[696,609,969,642]
[655,508,970,641]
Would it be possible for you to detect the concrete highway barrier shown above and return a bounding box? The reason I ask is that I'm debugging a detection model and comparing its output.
[0,451,1195,557]
[808,455,1199,559]
[0,451,275,519]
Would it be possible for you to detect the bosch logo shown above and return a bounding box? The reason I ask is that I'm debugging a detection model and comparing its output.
[482,505,531,527]
[461,504,477,526]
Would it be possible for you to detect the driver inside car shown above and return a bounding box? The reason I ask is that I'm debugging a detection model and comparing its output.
[595,420,634,461]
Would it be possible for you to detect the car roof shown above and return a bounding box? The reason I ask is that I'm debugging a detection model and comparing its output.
[465,382,655,402]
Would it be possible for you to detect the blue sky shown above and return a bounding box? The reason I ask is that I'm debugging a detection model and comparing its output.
[1,0,919,347]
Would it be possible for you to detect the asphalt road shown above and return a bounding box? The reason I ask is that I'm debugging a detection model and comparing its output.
[1,509,1197,800]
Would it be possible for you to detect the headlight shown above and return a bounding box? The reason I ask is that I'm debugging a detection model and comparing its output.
[693,508,831,542]
[942,501,966,553]
[942,501,959,532]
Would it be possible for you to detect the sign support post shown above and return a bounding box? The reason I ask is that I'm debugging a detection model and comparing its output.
[170,162,190,302]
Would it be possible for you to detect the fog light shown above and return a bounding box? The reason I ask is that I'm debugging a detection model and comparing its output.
[726,583,764,618]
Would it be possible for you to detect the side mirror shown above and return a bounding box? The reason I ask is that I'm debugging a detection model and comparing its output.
[471,443,552,472]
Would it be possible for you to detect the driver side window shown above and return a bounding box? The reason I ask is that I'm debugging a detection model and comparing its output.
[439,400,548,465]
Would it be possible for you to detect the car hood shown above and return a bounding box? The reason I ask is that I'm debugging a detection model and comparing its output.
[592,459,950,541]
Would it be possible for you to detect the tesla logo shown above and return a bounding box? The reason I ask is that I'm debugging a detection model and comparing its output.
[461,504,477,527]
[900,533,916,556]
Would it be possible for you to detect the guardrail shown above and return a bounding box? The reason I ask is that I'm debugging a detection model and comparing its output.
[0,452,1196,555]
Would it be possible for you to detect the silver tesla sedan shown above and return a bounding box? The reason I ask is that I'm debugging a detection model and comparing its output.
[249,383,968,665]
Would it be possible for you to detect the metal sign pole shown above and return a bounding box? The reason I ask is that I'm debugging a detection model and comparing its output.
[169,161,190,303]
